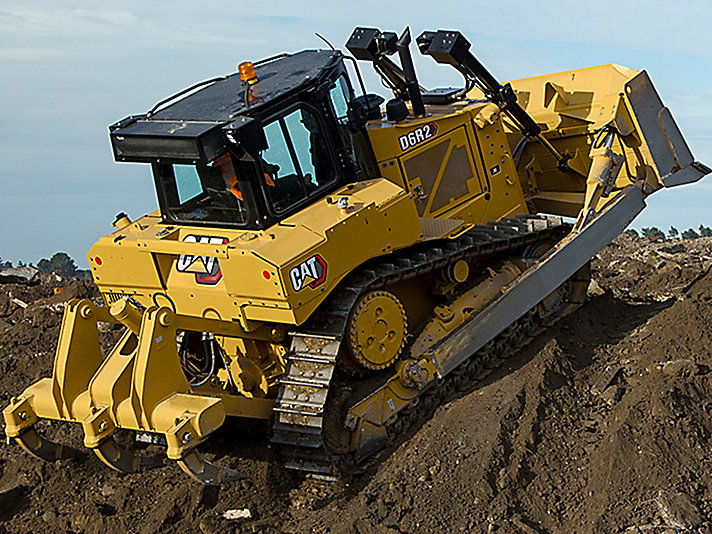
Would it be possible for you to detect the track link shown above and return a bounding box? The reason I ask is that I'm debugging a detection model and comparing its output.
[271,334,340,476]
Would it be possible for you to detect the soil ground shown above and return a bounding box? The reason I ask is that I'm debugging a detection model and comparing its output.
[2,235,712,533]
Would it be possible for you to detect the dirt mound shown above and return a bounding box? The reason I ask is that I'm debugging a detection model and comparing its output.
[593,234,712,301]
[0,277,117,410]
[2,237,712,533]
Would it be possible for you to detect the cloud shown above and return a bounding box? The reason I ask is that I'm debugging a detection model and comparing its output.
[664,88,712,125]
[187,0,712,58]
[0,7,137,36]
[0,47,63,60]
[0,6,257,51]
[5,1,710,57]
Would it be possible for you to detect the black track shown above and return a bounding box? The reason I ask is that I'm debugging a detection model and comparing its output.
[271,215,588,478]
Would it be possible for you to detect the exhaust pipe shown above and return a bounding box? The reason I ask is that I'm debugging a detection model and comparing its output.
[396,27,426,117]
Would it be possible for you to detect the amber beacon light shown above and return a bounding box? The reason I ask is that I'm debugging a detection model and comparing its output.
[238,61,258,84]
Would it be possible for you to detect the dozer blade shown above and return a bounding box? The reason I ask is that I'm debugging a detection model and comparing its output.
[346,186,647,451]
[177,450,247,485]
[15,427,85,462]
[93,437,163,473]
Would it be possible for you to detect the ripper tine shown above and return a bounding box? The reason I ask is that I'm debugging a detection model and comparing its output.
[94,437,164,473]
[15,428,85,462]
[177,450,247,486]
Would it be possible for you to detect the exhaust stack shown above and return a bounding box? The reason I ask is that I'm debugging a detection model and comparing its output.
[396,27,426,117]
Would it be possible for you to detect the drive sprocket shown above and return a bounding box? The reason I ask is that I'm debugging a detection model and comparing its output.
[346,290,407,370]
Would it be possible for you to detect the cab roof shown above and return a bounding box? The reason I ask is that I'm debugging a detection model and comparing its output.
[109,49,343,163]
[150,49,341,122]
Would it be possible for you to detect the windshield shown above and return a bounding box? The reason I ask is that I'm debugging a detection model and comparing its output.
[156,153,250,225]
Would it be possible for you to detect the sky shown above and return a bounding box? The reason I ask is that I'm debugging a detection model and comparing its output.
[1,1,711,266]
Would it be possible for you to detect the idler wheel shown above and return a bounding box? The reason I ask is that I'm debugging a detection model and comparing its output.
[347,290,407,370]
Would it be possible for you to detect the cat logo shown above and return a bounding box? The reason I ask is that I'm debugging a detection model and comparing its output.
[176,235,229,285]
[289,254,327,292]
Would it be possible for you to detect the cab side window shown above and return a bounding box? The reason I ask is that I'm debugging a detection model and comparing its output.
[261,108,334,213]
[329,76,350,126]
[328,75,378,179]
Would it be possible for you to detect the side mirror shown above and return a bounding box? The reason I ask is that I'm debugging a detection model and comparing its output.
[348,94,384,130]
[346,100,367,130]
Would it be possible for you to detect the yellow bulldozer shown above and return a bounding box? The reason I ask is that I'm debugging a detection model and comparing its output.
[4,27,708,484]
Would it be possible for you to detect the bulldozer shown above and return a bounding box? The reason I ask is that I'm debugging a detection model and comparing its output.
[4,26,708,485]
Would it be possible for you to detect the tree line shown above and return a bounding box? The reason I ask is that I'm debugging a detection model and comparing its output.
[0,252,89,279]
[625,225,712,240]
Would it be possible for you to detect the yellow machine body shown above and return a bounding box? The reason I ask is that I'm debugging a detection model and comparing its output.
[89,177,425,329]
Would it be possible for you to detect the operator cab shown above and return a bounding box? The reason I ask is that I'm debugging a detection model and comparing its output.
[109,51,378,230]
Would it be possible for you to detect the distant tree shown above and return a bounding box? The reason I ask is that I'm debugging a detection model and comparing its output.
[624,229,639,238]
[668,226,679,238]
[641,227,665,239]
[17,260,26,268]
[699,225,712,238]
[0,258,12,271]
[36,252,79,278]
[682,228,700,239]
